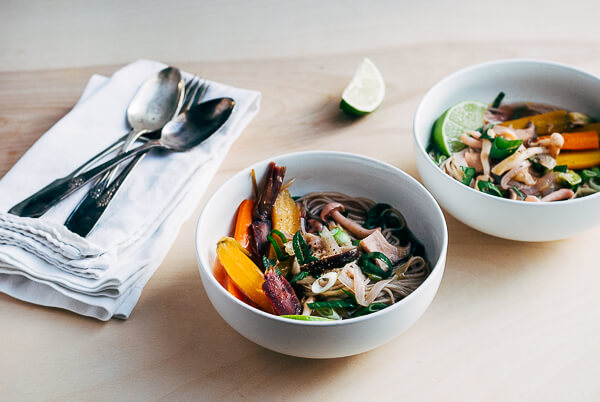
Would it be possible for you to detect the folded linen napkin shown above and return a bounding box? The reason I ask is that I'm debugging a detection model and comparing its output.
[0,60,261,320]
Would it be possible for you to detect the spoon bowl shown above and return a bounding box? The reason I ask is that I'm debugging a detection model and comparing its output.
[161,97,235,151]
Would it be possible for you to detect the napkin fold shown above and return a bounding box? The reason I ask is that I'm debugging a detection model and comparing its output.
[0,60,261,320]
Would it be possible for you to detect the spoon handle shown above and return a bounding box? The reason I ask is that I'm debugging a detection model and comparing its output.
[8,141,158,218]
[64,153,145,236]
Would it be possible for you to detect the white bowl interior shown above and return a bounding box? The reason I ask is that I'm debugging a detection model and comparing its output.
[196,151,447,357]
[413,59,600,241]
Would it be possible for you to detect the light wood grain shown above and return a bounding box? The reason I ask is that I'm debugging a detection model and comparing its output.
[2,1,600,401]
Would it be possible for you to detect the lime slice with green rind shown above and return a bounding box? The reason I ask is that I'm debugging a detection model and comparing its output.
[433,100,488,156]
[340,58,385,116]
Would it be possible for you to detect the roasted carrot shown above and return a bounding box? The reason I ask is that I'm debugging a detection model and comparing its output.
[233,199,254,250]
[499,110,569,134]
[216,237,273,312]
[227,278,251,303]
[560,131,599,151]
[213,261,229,289]
[556,150,600,170]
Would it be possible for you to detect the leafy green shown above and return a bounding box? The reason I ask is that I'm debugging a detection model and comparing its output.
[478,180,503,197]
[267,234,288,261]
[461,166,476,186]
[512,185,526,200]
[289,271,308,283]
[293,231,317,265]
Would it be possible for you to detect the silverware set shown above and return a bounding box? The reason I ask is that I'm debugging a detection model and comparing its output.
[8,67,235,237]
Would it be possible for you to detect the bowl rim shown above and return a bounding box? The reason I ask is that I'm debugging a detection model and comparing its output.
[413,58,600,207]
[195,150,448,326]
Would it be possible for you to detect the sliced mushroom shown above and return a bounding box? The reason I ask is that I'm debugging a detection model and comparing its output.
[320,202,377,238]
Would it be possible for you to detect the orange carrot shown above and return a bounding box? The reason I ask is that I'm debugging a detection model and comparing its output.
[213,261,229,289]
[233,199,254,250]
[560,131,599,150]
[216,237,273,312]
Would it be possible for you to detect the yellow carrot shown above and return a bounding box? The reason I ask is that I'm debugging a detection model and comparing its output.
[499,110,569,134]
[556,150,600,170]
[216,237,272,312]
[272,189,301,237]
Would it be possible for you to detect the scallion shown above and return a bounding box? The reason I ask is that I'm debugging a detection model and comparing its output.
[553,165,568,173]
[357,252,394,280]
[332,227,352,246]
[280,315,333,322]
[491,91,505,108]
[270,229,288,243]
[351,303,388,318]
[308,299,356,309]
[267,234,288,261]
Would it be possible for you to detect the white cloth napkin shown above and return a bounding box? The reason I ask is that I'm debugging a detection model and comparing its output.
[0,60,261,320]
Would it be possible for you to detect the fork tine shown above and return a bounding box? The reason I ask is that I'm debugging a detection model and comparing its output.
[191,79,209,106]
[181,76,200,112]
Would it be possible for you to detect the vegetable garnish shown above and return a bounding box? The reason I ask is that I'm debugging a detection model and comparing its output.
[491,91,505,108]
[315,308,342,320]
[490,137,523,160]
[293,231,317,265]
[560,131,599,151]
[233,199,255,250]
[331,227,352,246]
[358,252,394,280]
[308,299,356,309]
[270,229,288,243]
[280,315,334,322]
[553,165,568,172]
[580,168,600,181]
[216,237,273,312]
[461,166,476,186]
[289,271,308,283]
[478,180,503,197]
[513,185,526,200]
[267,234,288,261]
[351,303,388,318]
[364,203,406,233]
[262,256,277,270]
[557,170,582,187]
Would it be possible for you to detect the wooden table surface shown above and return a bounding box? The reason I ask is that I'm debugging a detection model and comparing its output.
[2,1,600,401]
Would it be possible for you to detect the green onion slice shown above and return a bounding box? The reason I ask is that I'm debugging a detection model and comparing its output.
[553,164,568,173]
[267,234,288,261]
[280,315,333,321]
[351,303,389,318]
[308,299,356,309]
[358,252,394,280]
[270,229,288,243]
[491,91,505,108]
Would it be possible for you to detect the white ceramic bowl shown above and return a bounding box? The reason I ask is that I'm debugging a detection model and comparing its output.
[196,151,447,358]
[414,59,600,242]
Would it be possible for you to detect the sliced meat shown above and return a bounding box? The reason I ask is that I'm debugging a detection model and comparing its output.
[359,230,409,265]
[250,220,272,258]
[262,270,301,315]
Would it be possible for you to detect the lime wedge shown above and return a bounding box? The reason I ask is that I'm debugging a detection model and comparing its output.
[433,100,488,156]
[340,58,385,116]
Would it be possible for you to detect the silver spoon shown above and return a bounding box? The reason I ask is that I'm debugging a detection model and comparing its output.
[64,78,208,236]
[9,66,184,217]
[9,98,235,219]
